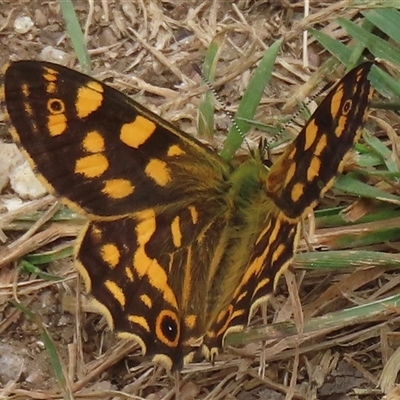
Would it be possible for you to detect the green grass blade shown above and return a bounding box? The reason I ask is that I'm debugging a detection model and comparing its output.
[338,17,400,66]
[219,38,282,161]
[58,0,91,73]
[335,174,400,204]
[310,26,400,98]
[362,9,400,45]
[309,28,353,65]
[356,150,385,168]
[226,292,400,346]
[362,130,399,172]
[24,244,74,265]
[310,18,373,69]
[326,221,400,249]
[315,206,400,228]
[294,250,400,270]
[20,260,63,281]
[369,63,400,99]
[197,41,220,138]
[11,301,71,398]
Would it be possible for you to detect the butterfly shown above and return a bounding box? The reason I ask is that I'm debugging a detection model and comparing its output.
[0,60,373,370]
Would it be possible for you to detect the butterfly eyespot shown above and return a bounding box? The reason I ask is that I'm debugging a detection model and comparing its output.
[47,98,65,114]
[342,99,352,115]
[156,310,180,347]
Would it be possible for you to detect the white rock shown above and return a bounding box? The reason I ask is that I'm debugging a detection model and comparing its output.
[10,161,47,199]
[14,15,34,34]
[39,46,71,65]
[0,344,28,384]
[0,142,25,192]
[2,197,24,211]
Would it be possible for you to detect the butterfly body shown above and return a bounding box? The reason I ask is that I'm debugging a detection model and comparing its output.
[1,60,373,370]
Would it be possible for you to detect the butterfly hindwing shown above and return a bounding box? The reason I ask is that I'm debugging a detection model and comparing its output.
[204,213,300,354]
[76,199,235,368]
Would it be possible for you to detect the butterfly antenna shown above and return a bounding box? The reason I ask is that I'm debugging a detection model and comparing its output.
[263,78,337,155]
[192,64,248,149]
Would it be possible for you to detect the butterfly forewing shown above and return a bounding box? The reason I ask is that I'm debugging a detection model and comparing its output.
[2,61,229,218]
[266,62,373,220]
[1,60,373,370]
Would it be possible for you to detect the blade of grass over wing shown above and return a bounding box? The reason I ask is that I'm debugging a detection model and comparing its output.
[11,301,72,399]
[58,0,91,73]
[219,38,282,161]
[197,40,221,138]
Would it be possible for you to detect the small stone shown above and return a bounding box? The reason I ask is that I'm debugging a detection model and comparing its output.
[0,343,28,384]
[34,9,48,27]
[0,142,25,192]
[10,161,47,199]
[39,46,71,65]
[2,197,23,212]
[14,15,34,34]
